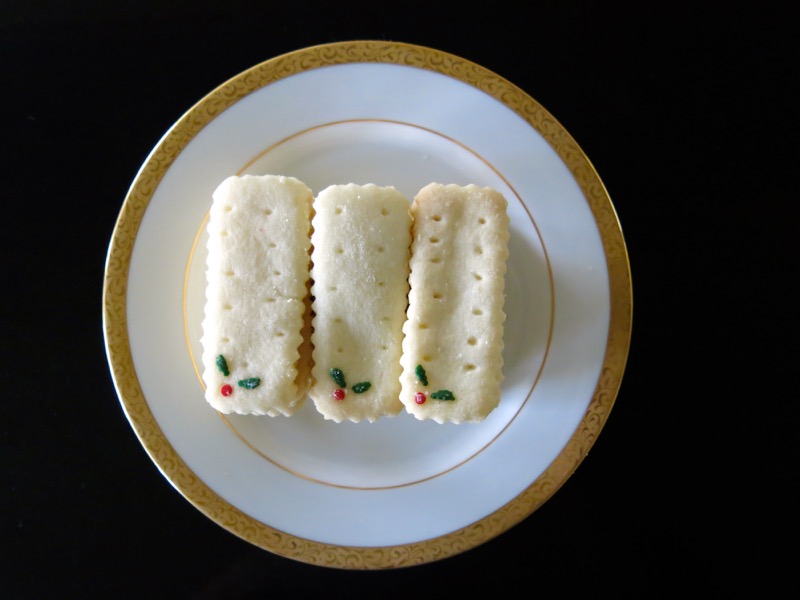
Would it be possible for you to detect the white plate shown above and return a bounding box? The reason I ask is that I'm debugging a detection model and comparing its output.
[103,40,632,568]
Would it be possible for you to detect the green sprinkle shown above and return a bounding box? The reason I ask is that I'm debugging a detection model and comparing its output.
[237,377,261,390]
[351,381,371,394]
[430,389,455,401]
[215,355,230,376]
[329,368,346,388]
[415,364,428,386]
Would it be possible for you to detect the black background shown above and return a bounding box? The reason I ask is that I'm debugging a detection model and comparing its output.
[3,1,795,597]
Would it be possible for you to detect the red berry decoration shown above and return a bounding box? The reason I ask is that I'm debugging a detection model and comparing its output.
[332,388,346,401]
[221,384,233,397]
[414,392,427,404]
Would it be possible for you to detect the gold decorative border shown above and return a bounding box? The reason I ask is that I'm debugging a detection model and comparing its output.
[102,40,632,569]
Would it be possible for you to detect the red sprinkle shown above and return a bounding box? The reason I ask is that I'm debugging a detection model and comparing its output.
[414,392,427,405]
[332,388,346,401]
[221,384,233,397]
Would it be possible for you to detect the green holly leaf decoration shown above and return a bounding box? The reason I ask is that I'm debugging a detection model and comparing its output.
[352,381,371,394]
[237,377,261,390]
[415,364,428,386]
[329,368,347,388]
[216,354,230,376]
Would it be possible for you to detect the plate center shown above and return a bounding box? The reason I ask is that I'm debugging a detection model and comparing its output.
[184,119,552,489]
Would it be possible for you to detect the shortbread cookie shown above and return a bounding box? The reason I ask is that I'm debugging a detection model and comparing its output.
[400,183,510,423]
[309,183,412,422]
[201,174,313,416]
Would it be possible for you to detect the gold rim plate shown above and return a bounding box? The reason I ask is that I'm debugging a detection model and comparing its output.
[102,40,632,569]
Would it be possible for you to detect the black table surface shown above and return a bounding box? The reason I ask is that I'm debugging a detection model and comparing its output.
[3,2,794,597]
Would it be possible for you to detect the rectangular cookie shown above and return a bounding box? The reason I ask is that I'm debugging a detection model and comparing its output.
[400,183,510,423]
[200,174,313,416]
[309,183,412,422]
